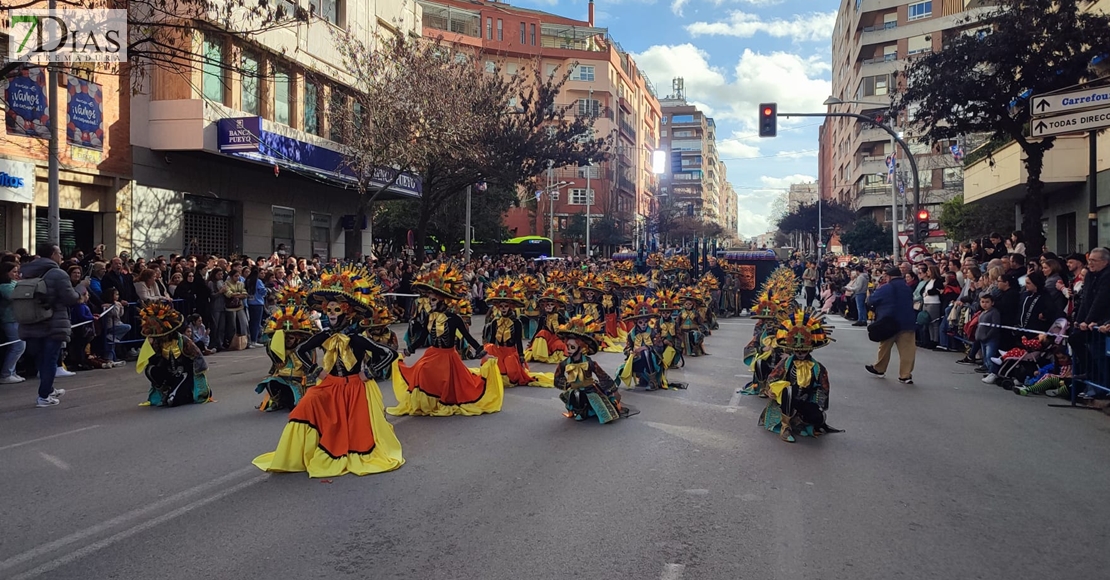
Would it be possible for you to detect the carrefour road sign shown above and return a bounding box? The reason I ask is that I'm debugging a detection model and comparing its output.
[1030,106,1110,137]
[1031,86,1110,117]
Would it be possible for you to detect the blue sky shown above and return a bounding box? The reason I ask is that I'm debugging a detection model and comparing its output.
[512,0,840,237]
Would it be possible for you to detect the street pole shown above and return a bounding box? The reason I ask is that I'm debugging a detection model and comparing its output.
[890,118,899,262]
[547,162,554,242]
[464,184,472,261]
[47,0,60,246]
[1089,130,1099,252]
[585,161,591,258]
[817,194,822,264]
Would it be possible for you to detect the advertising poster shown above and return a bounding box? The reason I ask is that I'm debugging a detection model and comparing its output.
[2,66,50,139]
[67,76,105,150]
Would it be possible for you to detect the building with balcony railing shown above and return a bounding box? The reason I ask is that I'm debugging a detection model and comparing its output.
[821,0,992,217]
[657,87,732,228]
[425,0,661,256]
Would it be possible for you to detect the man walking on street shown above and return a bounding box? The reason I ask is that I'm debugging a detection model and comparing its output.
[802,260,818,307]
[19,244,80,407]
[865,266,917,384]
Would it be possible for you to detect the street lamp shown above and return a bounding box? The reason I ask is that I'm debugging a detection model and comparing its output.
[825,96,904,262]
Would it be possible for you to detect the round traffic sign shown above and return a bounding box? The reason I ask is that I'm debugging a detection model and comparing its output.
[905,244,928,264]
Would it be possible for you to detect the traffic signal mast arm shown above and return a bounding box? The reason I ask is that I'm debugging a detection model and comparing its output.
[773,110,921,226]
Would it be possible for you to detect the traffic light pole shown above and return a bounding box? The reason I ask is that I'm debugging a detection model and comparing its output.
[778,111,921,240]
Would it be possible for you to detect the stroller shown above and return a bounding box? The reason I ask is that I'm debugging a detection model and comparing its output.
[993,319,1069,390]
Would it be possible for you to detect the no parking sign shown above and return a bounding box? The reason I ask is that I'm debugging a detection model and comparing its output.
[905,244,928,264]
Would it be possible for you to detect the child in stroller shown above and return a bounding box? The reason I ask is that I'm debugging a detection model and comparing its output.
[1013,348,1072,397]
[992,319,1069,391]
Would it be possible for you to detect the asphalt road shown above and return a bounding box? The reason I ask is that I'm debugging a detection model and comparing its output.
[1,315,1108,580]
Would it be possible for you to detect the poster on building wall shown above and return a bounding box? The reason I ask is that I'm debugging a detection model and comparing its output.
[66,77,105,150]
[2,66,50,139]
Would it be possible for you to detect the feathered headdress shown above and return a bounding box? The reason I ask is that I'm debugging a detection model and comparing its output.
[774,308,832,352]
[264,305,314,336]
[698,273,720,291]
[751,293,786,320]
[663,255,692,272]
[556,315,606,354]
[519,274,542,296]
[139,301,184,338]
[646,252,665,268]
[622,273,649,289]
[613,260,635,272]
[675,286,702,306]
[367,301,396,328]
[485,277,526,306]
[654,288,681,312]
[413,263,468,299]
[308,264,381,315]
[274,283,308,307]
[577,272,608,294]
[449,298,473,319]
[621,295,659,321]
[537,284,570,305]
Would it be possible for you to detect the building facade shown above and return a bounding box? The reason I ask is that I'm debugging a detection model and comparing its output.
[787,182,819,212]
[657,83,725,227]
[825,0,991,234]
[1,2,131,256]
[419,0,661,256]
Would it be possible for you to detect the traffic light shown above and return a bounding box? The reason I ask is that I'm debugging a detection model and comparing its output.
[915,209,931,242]
[758,103,777,137]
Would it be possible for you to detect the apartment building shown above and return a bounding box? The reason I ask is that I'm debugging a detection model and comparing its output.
[824,0,991,232]
[127,0,423,259]
[720,179,739,238]
[418,0,661,256]
[657,86,724,227]
[1,3,131,254]
[787,182,819,212]
[962,0,1110,253]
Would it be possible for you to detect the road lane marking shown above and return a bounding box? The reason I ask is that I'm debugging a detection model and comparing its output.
[0,425,102,452]
[726,389,743,413]
[9,473,268,580]
[0,466,259,575]
[38,452,70,471]
[661,563,686,580]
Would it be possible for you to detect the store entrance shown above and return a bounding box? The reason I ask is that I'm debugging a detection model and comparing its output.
[35,208,95,258]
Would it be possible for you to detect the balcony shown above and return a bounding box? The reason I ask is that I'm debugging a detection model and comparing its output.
[857,126,889,144]
[619,96,633,114]
[617,148,632,165]
[854,191,895,211]
[551,166,612,181]
[964,136,1087,203]
[861,53,897,65]
[858,155,888,176]
[618,175,636,194]
[618,118,637,141]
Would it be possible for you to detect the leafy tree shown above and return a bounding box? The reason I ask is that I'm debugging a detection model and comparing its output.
[839,218,893,255]
[937,195,1016,243]
[775,200,856,249]
[897,0,1110,256]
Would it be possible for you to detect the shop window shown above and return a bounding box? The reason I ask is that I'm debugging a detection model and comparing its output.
[274,66,291,125]
[202,35,226,105]
[240,51,260,115]
[272,206,296,254]
[304,80,319,135]
[311,213,331,259]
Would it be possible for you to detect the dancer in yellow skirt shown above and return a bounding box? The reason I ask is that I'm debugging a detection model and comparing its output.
[254,265,403,478]
[390,263,504,416]
[482,277,554,387]
[525,284,570,363]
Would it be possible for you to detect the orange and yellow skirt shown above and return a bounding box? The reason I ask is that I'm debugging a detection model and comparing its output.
[389,347,504,416]
[524,329,567,364]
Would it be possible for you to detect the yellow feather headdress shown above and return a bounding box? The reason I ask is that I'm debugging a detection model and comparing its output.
[139,301,184,338]
[774,308,832,352]
[621,294,660,320]
[485,277,526,306]
[413,263,468,300]
[556,314,606,354]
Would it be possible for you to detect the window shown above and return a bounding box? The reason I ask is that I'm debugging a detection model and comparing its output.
[908,34,930,54]
[202,35,226,104]
[272,206,295,254]
[860,74,889,97]
[569,189,594,205]
[497,19,503,41]
[304,80,319,135]
[506,62,518,76]
[353,100,365,133]
[908,1,931,21]
[661,129,668,137]
[484,60,496,73]
[577,98,600,116]
[572,65,595,81]
[240,51,260,115]
[577,165,599,179]
[274,66,291,125]
[486,17,492,39]
[311,213,331,259]
[311,0,340,26]
[545,63,558,78]
[521,22,526,44]
[530,24,536,45]
[671,114,696,123]
[329,90,346,142]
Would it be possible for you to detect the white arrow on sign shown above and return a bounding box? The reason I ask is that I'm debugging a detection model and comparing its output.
[1031,86,1110,118]
[1030,106,1110,137]
[898,234,910,247]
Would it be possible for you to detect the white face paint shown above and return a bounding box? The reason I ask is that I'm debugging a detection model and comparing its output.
[497,302,512,315]
[566,339,581,357]
[325,301,345,326]
[637,319,649,331]
[427,294,441,311]
[543,302,556,313]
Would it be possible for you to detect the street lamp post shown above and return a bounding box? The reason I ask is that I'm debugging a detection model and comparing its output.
[585,161,592,258]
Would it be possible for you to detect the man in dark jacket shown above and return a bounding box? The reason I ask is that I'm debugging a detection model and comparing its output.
[101,257,136,304]
[19,244,81,407]
[865,266,917,383]
[994,274,1022,348]
[1073,248,1110,395]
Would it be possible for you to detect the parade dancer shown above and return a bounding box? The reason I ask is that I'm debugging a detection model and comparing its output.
[578,273,623,353]
[482,278,552,387]
[616,296,669,390]
[697,274,721,332]
[403,293,431,356]
[519,274,542,341]
[676,287,707,358]
[741,268,798,396]
[390,264,504,417]
[525,284,570,363]
[653,288,684,370]
[758,308,842,443]
[363,303,400,381]
[555,315,630,423]
[254,265,403,477]
[136,302,213,407]
[256,305,316,411]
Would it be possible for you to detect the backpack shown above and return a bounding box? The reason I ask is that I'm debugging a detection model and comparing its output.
[11,277,53,324]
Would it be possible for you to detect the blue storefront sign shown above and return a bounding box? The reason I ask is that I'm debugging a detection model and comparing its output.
[66,77,105,150]
[0,158,36,204]
[3,67,50,139]
[216,116,421,198]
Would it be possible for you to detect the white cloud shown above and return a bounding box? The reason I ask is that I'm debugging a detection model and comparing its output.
[671,0,691,16]
[686,10,836,42]
[759,174,816,189]
[717,138,761,159]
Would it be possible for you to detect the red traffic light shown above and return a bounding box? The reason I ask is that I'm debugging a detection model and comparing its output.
[762,107,773,116]
[917,210,929,221]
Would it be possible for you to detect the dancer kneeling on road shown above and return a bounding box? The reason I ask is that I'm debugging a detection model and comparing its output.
[758,308,841,443]
[136,301,212,407]
[555,315,630,423]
